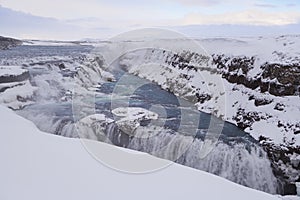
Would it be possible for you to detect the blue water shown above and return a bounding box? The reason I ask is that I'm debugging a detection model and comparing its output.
[6,43,258,147]
[96,66,257,145]
[0,45,93,59]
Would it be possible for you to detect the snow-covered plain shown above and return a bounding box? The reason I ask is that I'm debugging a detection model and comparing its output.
[0,105,293,200]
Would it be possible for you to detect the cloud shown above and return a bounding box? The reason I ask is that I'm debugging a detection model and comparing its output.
[286,3,297,7]
[0,0,136,20]
[254,3,277,8]
[182,10,300,26]
[169,0,221,6]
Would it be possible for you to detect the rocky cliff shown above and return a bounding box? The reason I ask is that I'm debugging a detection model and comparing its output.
[0,36,22,50]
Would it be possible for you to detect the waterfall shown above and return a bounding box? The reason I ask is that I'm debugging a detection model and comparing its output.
[17,107,280,194]
[180,139,278,194]
[126,129,279,194]
[17,108,77,138]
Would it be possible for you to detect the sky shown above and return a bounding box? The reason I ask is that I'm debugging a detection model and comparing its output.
[1,0,300,26]
[0,0,300,39]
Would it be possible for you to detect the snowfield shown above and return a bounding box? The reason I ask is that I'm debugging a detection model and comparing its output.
[0,105,294,200]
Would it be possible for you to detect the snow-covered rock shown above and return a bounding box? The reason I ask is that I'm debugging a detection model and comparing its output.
[112,107,159,135]
[0,80,36,109]
[0,66,29,82]
[0,66,36,109]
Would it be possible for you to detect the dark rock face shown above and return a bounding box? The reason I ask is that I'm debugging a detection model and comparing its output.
[195,93,211,103]
[259,136,300,195]
[212,54,300,96]
[223,73,261,90]
[261,63,300,96]
[167,51,210,72]
[274,103,285,111]
[227,56,255,74]
[232,108,270,130]
[0,70,30,83]
[254,98,273,107]
[0,36,22,50]
[58,63,66,70]
[282,184,297,195]
[248,95,273,107]
[262,63,300,85]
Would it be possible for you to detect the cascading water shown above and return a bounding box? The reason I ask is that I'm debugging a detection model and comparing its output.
[17,103,77,138]
[122,127,278,194]
[16,107,281,194]
[17,79,282,195]
[13,47,282,195]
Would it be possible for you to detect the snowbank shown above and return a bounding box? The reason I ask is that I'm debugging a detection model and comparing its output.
[0,66,27,77]
[0,105,287,200]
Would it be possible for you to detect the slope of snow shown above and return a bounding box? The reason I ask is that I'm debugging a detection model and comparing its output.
[0,105,289,200]
[200,35,300,65]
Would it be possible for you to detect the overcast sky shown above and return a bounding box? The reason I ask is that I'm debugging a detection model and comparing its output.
[0,0,300,39]
[1,0,300,26]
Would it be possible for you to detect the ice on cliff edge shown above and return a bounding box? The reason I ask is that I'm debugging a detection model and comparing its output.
[0,105,296,200]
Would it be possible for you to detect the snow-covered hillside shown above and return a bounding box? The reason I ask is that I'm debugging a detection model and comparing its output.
[117,35,300,147]
[0,105,295,200]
